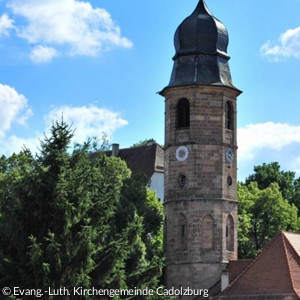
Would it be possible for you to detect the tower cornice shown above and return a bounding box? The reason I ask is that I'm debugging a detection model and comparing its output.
[159,83,242,98]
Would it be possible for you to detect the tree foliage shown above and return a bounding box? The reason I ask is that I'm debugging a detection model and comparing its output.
[238,182,300,259]
[0,121,167,299]
[244,162,296,202]
[130,139,154,148]
[130,139,163,149]
[239,162,300,259]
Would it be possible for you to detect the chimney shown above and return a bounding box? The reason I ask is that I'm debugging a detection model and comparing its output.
[112,143,119,156]
[221,270,229,291]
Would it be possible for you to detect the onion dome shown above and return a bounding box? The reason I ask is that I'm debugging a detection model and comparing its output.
[166,0,237,89]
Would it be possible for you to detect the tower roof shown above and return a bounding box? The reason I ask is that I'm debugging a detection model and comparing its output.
[174,0,228,59]
[163,0,239,91]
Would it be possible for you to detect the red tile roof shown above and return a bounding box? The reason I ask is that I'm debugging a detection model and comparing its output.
[228,259,253,283]
[221,232,300,299]
[193,260,252,299]
[285,233,300,298]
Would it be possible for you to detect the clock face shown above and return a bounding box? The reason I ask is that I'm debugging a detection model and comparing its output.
[225,148,234,164]
[175,146,189,161]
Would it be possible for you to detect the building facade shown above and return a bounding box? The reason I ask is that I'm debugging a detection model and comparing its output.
[160,0,241,296]
[94,142,164,201]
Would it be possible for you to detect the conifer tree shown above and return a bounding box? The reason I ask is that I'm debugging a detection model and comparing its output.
[0,120,168,299]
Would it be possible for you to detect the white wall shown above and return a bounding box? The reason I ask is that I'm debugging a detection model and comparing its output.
[150,172,164,202]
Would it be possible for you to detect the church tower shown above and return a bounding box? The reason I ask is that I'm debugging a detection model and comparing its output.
[160,0,241,294]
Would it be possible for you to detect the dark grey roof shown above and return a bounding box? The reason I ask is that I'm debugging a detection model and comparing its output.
[92,143,164,179]
[162,0,239,92]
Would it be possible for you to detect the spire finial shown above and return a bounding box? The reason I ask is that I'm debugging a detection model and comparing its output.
[192,0,211,16]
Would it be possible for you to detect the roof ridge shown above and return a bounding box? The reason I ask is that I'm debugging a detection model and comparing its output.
[283,232,300,261]
[121,144,148,150]
[283,234,300,299]
[282,234,298,298]
[283,231,300,236]
[283,232,300,266]
[221,232,282,294]
[109,143,160,152]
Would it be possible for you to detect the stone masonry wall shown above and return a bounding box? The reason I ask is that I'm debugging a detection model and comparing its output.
[163,85,240,298]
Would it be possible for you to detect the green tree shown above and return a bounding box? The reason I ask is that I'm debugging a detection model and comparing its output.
[238,182,299,259]
[118,173,164,290]
[130,139,163,149]
[0,121,167,299]
[244,162,296,200]
[131,139,154,148]
[290,177,300,212]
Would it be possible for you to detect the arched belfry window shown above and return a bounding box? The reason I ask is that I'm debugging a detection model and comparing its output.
[225,101,234,130]
[201,215,214,249]
[226,215,234,251]
[178,213,187,249]
[177,98,190,128]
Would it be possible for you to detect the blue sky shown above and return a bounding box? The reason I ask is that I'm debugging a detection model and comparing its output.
[1,0,300,181]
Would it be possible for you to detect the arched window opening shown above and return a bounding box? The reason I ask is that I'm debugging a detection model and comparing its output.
[178,213,187,249]
[201,215,214,249]
[181,224,186,238]
[226,215,234,251]
[177,98,190,128]
[225,101,234,130]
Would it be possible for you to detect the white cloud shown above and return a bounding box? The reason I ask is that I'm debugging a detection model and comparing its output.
[238,122,300,161]
[0,103,128,156]
[0,83,33,138]
[29,45,58,63]
[0,135,41,156]
[0,14,14,36]
[7,0,133,61]
[45,105,128,144]
[261,26,300,60]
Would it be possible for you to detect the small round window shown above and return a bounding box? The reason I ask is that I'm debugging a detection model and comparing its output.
[178,174,187,187]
